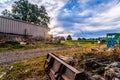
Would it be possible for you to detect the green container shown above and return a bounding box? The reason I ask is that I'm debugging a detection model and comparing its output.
[107,33,120,48]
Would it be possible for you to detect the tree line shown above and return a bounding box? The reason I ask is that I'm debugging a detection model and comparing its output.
[61,35,106,41]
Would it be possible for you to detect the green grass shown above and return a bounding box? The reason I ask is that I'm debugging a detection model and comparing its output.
[0,40,106,80]
[0,40,98,52]
[0,66,9,76]
[1,56,46,80]
[61,40,97,47]
[0,42,65,52]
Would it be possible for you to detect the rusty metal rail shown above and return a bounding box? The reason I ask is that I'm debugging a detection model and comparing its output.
[44,53,93,80]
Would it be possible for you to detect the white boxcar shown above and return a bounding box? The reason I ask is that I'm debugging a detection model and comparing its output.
[0,16,49,41]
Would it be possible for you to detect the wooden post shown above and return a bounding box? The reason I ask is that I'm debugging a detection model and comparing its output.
[24,29,27,40]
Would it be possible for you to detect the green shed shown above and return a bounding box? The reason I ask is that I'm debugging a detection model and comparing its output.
[107,33,120,48]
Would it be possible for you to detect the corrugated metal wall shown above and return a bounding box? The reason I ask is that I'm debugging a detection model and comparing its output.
[0,17,48,38]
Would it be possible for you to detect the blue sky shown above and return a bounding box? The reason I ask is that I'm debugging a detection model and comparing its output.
[0,0,120,39]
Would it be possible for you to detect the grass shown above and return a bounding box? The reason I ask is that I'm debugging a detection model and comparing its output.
[0,42,65,52]
[61,40,97,46]
[1,56,46,80]
[0,40,98,52]
[62,40,98,44]
[1,49,119,80]
[0,66,9,76]
[0,40,107,80]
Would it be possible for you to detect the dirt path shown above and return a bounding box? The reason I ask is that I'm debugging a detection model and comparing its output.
[0,46,74,66]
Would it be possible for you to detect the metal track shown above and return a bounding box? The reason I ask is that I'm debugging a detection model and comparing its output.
[44,53,93,80]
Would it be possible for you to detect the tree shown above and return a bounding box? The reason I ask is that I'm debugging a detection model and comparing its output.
[67,35,72,40]
[78,38,81,40]
[2,0,50,27]
[60,36,65,41]
[82,38,86,40]
[1,9,11,17]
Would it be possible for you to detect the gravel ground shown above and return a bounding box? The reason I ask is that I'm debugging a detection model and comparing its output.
[0,46,73,66]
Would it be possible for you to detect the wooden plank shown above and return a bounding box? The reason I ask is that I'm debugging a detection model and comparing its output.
[44,53,92,80]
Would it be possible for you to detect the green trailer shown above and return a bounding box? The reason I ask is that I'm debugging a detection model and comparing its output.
[107,33,120,48]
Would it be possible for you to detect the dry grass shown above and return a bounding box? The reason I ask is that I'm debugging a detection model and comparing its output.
[1,56,46,80]
[1,40,120,80]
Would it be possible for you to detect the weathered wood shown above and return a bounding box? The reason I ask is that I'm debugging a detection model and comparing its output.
[44,53,93,80]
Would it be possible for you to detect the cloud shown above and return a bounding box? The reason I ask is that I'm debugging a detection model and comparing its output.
[0,0,17,14]
[0,0,8,3]
[1,0,120,39]
[55,0,120,38]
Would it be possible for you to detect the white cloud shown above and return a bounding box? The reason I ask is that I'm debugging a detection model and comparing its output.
[86,2,120,23]
[78,10,92,16]
[0,0,17,14]
[101,5,120,21]
[0,0,7,3]
[49,27,64,36]
[84,25,120,32]
[1,0,120,39]
[72,2,120,34]
[29,0,68,37]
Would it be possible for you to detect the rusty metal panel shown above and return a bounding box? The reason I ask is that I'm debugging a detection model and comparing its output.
[44,53,92,80]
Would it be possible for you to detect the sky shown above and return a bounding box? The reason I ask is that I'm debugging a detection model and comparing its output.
[0,0,120,39]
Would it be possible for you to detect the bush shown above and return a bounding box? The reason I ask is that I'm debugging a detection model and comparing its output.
[66,35,72,40]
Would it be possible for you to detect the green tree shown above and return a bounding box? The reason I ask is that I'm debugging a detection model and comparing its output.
[78,38,81,40]
[11,0,49,27]
[67,35,72,40]
[82,38,86,40]
[1,9,11,17]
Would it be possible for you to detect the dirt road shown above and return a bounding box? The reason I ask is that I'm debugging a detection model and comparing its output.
[0,46,74,66]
